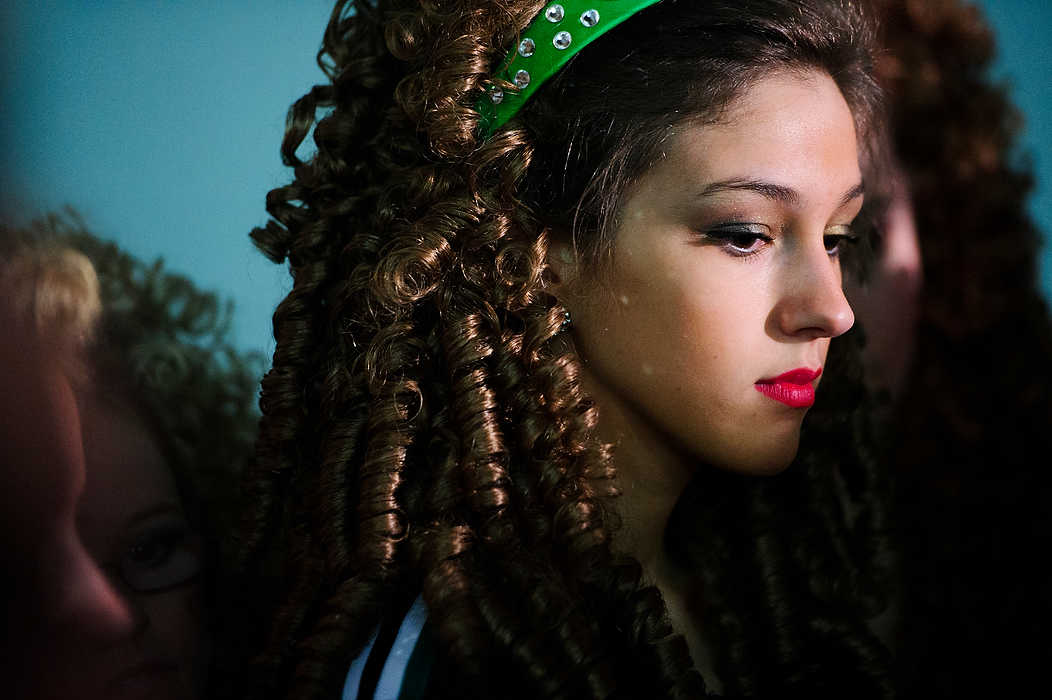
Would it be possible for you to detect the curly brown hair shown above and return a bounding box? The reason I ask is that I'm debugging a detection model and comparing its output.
[872,0,1052,695]
[230,1,895,697]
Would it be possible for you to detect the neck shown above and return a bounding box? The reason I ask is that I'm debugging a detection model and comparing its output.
[578,365,693,577]
[578,363,724,692]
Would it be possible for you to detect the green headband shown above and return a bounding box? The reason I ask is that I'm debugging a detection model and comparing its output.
[477,0,664,137]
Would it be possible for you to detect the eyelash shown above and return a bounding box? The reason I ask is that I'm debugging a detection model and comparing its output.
[127,527,185,568]
[824,226,859,257]
[701,225,859,258]
[116,523,203,593]
[700,225,772,258]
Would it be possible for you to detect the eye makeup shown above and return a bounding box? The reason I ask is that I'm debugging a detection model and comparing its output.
[696,223,774,257]
[823,224,859,256]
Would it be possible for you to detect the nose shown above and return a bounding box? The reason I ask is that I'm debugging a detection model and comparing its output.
[45,527,137,643]
[771,242,855,340]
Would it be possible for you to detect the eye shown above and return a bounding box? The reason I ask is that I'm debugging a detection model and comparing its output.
[701,224,773,257]
[128,532,176,567]
[823,225,858,256]
[120,523,202,593]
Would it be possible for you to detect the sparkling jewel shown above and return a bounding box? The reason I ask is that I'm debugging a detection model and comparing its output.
[490,88,504,104]
[553,31,572,50]
[518,37,536,57]
[514,70,531,89]
[545,4,564,22]
[580,9,600,27]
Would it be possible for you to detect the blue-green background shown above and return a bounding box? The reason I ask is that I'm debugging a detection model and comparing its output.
[3,1,1051,357]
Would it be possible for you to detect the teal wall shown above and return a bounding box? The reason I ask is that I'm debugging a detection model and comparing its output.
[980,0,1052,300]
[3,1,1050,356]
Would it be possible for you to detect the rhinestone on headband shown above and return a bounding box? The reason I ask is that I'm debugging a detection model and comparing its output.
[477,0,664,137]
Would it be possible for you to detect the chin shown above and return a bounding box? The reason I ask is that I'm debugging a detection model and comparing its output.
[708,435,800,476]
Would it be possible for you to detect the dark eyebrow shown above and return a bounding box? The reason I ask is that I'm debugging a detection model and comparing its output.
[837,181,866,207]
[698,179,865,208]
[699,179,799,205]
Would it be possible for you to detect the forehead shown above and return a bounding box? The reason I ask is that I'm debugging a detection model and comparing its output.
[77,395,181,536]
[654,69,861,194]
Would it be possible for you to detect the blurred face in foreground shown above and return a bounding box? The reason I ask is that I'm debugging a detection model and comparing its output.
[563,70,862,475]
[846,171,923,398]
[41,395,209,700]
[1,347,136,698]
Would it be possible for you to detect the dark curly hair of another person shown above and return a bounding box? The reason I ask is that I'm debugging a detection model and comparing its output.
[871,0,1052,696]
[228,1,897,698]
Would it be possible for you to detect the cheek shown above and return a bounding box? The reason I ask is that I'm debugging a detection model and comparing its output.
[579,265,768,404]
[141,585,210,685]
[646,267,770,379]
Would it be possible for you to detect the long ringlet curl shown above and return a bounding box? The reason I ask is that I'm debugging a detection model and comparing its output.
[228,1,894,698]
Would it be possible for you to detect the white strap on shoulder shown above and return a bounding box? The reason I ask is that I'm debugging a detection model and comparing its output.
[340,595,429,700]
[374,595,429,699]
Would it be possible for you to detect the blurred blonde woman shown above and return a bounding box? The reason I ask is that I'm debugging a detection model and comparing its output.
[3,213,261,699]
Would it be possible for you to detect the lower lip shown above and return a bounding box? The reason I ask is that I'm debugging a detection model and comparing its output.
[754,381,816,408]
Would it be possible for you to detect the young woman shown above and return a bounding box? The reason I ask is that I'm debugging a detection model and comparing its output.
[73,225,261,700]
[232,1,895,697]
[0,242,136,700]
[1,217,261,700]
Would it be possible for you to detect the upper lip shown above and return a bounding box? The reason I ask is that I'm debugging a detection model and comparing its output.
[756,367,822,384]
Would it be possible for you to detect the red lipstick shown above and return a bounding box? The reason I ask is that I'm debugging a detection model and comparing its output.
[754,367,822,408]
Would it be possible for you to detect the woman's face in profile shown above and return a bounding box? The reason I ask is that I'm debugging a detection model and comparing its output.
[566,70,861,474]
[48,396,209,700]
